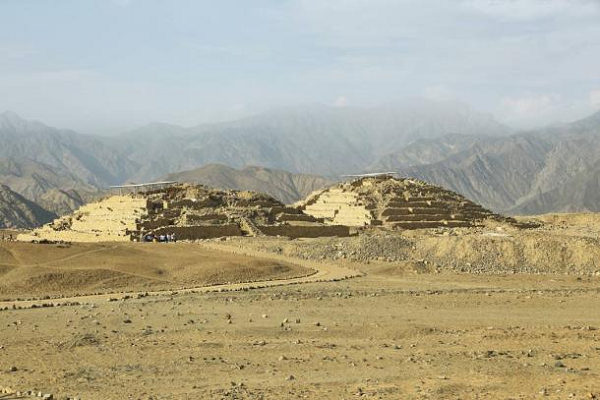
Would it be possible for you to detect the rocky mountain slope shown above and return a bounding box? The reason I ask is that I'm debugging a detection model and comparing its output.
[163,164,332,204]
[3,106,600,215]
[0,158,100,215]
[116,100,512,180]
[369,134,491,171]
[0,111,136,187]
[509,160,600,214]
[0,184,56,229]
[404,111,600,214]
[0,102,509,211]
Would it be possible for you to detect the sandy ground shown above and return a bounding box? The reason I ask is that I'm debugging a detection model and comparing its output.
[1,219,600,399]
[225,214,600,276]
[0,242,312,300]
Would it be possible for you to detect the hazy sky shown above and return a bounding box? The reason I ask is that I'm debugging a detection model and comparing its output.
[1,0,600,134]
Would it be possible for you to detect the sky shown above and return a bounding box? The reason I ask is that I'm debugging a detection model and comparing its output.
[1,0,600,134]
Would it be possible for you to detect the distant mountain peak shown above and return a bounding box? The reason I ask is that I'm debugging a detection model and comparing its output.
[0,111,51,133]
[584,108,600,122]
[120,121,188,138]
[0,110,25,123]
[1,110,22,117]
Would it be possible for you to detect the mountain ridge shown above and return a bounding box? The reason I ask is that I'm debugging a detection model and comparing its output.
[2,104,600,215]
[404,111,600,214]
[0,184,56,229]
[163,164,332,204]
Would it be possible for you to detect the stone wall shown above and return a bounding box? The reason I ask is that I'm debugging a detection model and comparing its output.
[184,213,228,222]
[277,213,318,222]
[258,225,350,239]
[138,218,175,230]
[152,224,242,240]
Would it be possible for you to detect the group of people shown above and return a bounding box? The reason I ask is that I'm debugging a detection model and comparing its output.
[143,233,177,243]
[1,233,14,242]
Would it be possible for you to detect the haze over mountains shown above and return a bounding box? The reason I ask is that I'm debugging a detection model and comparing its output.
[402,111,600,214]
[1,100,600,219]
[163,164,332,205]
[0,100,510,207]
[116,100,512,180]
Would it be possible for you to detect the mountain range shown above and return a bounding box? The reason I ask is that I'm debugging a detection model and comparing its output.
[163,164,332,204]
[0,101,509,210]
[1,102,600,219]
[0,158,100,215]
[0,184,56,229]
[116,100,511,180]
[400,111,600,214]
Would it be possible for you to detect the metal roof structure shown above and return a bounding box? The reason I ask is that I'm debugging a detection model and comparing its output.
[109,181,178,195]
[109,181,177,189]
[341,172,397,178]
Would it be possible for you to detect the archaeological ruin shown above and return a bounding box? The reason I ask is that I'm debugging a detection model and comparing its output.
[17,183,350,243]
[299,174,504,229]
[17,175,505,243]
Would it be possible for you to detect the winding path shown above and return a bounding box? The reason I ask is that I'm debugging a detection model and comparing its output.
[0,241,362,310]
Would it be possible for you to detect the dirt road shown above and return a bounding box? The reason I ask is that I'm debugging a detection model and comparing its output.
[0,241,360,310]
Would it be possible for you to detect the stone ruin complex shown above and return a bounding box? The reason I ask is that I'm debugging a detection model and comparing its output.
[17,184,349,243]
[299,175,504,229]
[17,176,505,243]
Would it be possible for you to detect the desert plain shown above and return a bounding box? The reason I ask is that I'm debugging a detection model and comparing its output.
[1,215,600,399]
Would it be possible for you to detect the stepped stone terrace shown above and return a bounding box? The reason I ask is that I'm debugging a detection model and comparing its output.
[18,184,350,243]
[299,174,505,229]
[18,176,506,243]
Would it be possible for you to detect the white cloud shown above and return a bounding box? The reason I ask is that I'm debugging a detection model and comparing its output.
[229,103,247,112]
[500,94,560,117]
[181,42,271,58]
[496,92,600,127]
[494,93,584,127]
[462,0,600,21]
[112,0,132,7]
[0,44,36,60]
[333,96,349,107]
[590,90,600,108]
[423,85,453,101]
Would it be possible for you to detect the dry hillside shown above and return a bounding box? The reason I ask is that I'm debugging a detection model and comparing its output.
[401,111,600,214]
[0,184,56,229]
[163,164,332,204]
[4,107,600,215]
[0,241,310,299]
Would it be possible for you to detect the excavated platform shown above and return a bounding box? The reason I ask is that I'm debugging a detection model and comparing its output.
[19,184,351,243]
[299,175,505,229]
[17,196,147,242]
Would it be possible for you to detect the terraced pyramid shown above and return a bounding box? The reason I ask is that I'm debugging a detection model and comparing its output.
[18,184,350,242]
[17,195,148,242]
[300,175,503,229]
